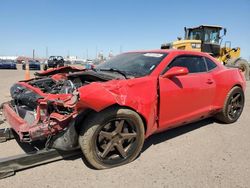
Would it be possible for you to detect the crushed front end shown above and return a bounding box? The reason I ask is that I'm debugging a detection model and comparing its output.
[2,82,78,149]
[1,68,113,150]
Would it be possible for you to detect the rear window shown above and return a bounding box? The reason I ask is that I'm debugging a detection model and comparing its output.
[205,57,217,71]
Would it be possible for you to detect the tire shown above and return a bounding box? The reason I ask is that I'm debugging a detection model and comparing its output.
[235,59,250,81]
[215,86,245,124]
[79,107,145,169]
[59,62,64,67]
[227,58,250,81]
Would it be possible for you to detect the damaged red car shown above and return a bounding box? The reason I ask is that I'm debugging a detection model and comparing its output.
[1,50,246,169]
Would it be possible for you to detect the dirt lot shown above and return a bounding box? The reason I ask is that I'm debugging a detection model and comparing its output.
[0,65,249,188]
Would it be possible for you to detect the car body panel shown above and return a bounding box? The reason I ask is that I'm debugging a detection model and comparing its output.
[76,76,159,136]
[158,71,216,130]
[34,66,84,77]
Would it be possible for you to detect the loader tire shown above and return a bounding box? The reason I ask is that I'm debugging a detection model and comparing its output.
[227,58,250,81]
[236,59,249,81]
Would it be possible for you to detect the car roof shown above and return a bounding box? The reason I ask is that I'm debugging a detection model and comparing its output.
[126,49,212,57]
[125,49,221,67]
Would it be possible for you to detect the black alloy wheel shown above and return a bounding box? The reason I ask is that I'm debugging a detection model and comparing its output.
[79,107,145,169]
[226,92,244,121]
[95,118,138,164]
[215,86,245,123]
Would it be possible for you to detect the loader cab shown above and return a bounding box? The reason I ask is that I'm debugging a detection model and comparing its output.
[185,25,225,57]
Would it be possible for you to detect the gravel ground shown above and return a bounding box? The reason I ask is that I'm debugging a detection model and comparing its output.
[0,65,249,188]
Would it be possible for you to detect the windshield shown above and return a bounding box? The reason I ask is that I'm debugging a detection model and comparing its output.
[204,28,220,43]
[96,52,167,77]
[188,29,202,40]
[187,28,220,44]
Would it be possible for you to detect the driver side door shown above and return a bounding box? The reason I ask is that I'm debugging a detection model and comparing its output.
[158,55,216,130]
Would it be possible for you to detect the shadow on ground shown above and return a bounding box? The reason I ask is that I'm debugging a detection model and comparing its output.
[142,117,216,153]
[9,117,217,172]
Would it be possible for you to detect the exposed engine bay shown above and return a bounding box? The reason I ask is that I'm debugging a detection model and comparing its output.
[5,70,120,144]
[28,70,114,94]
[10,70,117,109]
[28,77,80,94]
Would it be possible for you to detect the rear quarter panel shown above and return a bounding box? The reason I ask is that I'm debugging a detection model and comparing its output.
[211,67,246,109]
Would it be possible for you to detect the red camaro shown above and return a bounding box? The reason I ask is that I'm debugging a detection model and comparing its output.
[1,50,246,169]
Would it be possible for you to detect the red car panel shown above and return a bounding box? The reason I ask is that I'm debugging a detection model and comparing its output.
[159,71,216,130]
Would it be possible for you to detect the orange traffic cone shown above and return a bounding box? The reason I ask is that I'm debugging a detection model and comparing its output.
[25,61,30,80]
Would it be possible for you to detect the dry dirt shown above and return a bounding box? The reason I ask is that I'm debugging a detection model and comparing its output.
[0,65,249,188]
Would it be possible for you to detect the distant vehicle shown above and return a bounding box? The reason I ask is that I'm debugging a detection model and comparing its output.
[85,62,94,69]
[46,56,64,69]
[64,60,71,65]
[22,60,41,70]
[73,60,84,65]
[0,60,17,69]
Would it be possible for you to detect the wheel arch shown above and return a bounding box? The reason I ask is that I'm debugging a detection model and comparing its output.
[232,84,243,90]
[75,104,148,136]
[217,83,245,111]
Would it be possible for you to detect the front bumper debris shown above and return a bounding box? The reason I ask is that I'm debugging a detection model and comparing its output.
[2,102,33,141]
[0,128,14,143]
[2,101,75,142]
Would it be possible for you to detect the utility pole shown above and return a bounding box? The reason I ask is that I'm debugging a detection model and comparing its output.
[67,50,70,58]
[86,49,88,59]
[120,45,123,53]
[95,46,98,59]
[33,49,35,59]
[46,47,48,59]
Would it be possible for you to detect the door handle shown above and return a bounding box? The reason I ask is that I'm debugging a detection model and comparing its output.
[206,79,213,84]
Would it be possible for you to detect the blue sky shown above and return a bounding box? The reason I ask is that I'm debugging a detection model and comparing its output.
[0,0,250,59]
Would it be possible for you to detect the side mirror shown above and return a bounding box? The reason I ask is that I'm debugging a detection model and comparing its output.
[162,66,189,78]
[224,28,227,36]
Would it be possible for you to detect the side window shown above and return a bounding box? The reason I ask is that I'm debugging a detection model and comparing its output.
[168,56,206,73]
[205,57,217,71]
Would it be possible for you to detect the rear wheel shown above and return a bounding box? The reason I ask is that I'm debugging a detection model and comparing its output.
[79,107,145,169]
[215,86,244,123]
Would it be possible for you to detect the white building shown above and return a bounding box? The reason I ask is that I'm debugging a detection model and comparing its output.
[0,56,18,60]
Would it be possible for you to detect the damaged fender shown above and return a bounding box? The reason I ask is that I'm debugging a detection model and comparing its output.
[76,77,159,137]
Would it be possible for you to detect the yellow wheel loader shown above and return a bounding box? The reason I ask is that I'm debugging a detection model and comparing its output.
[161,25,250,80]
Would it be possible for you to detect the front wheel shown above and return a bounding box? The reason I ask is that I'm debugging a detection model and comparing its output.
[79,107,145,169]
[215,86,245,123]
